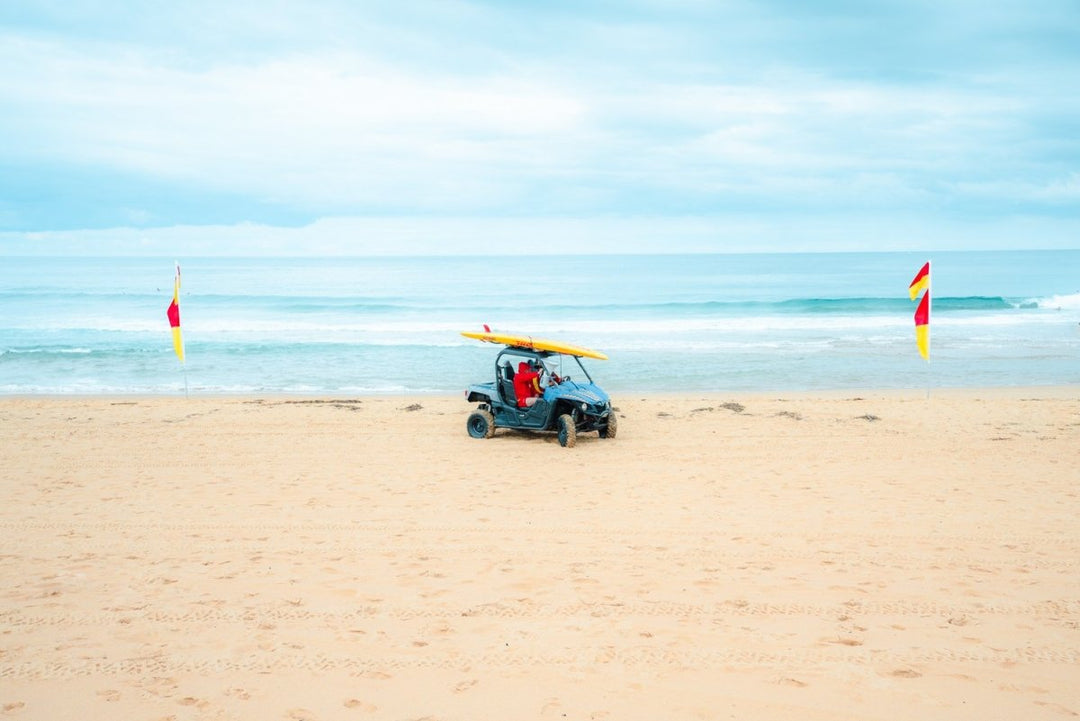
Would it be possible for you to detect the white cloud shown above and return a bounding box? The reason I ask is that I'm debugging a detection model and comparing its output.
[949,173,1080,204]
[4,212,1079,257]
[1037,173,1080,201]
[1,36,587,209]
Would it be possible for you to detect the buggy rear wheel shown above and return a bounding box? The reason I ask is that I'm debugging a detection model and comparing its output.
[466,409,495,439]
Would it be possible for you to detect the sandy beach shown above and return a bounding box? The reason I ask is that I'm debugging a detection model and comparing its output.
[1,389,1078,720]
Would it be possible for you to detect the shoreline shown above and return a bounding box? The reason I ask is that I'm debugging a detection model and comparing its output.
[2,382,1077,399]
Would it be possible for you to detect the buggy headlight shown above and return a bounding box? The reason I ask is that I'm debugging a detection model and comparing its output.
[581,402,588,411]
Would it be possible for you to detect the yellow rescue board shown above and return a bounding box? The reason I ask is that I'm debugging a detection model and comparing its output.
[461,331,608,360]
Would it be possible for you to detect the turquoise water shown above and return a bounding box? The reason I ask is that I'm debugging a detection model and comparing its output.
[1,251,1078,394]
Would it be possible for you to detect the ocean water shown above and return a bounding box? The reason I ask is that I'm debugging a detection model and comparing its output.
[1,251,1078,395]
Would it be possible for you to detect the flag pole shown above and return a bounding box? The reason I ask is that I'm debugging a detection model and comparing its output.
[179,261,188,399]
[926,258,932,400]
[909,259,932,400]
[168,261,188,398]
[181,263,188,399]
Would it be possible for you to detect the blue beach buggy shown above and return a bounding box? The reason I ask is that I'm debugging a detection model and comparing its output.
[462,334,616,448]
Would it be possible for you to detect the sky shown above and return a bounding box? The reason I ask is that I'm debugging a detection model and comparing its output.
[1,0,1078,255]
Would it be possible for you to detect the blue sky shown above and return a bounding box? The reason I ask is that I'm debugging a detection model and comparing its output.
[1,0,1078,255]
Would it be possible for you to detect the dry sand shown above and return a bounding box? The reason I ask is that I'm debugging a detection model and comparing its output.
[1,389,1078,720]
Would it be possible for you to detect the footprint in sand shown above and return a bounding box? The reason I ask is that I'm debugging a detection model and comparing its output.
[453,679,479,694]
[825,637,863,647]
[540,699,563,717]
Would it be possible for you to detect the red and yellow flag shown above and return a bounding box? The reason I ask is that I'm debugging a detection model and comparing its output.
[167,263,184,363]
[913,289,930,360]
[908,261,930,300]
[909,261,930,360]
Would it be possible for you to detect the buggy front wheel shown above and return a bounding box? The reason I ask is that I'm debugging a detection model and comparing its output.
[599,412,617,439]
[557,413,577,448]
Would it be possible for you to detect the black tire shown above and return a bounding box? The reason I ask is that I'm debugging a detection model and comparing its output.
[466,410,495,439]
[599,412,618,439]
[557,413,577,448]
